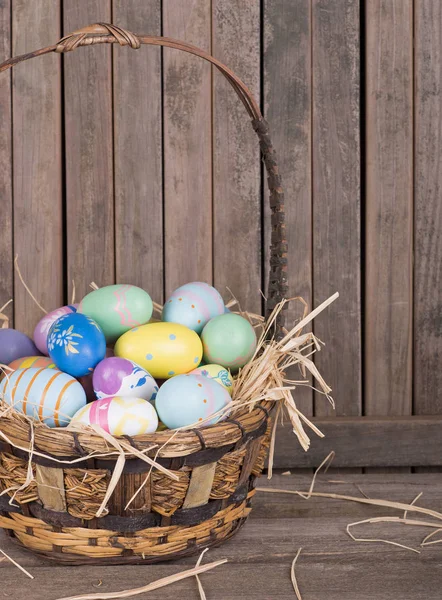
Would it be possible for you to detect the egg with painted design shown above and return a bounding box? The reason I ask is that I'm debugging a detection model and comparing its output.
[71,396,158,436]
[162,282,225,334]
[93,357,158,403]
[114,322,202,379]
[155,374,231,430]
[190,363,234,396]
[48,313,106,378]
[2,356,59,381]
[201,313,257,373]
[78,285,153,344]
[33,304,78,355]
[0,367,86,427]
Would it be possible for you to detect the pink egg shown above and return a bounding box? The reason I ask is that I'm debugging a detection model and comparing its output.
[33,304,78,355]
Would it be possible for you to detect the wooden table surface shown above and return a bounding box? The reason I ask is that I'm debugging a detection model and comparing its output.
[0,473,441,599]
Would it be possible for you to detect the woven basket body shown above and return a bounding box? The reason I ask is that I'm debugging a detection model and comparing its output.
[0,24,287,565]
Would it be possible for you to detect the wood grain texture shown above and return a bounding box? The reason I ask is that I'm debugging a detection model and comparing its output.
[0,0,13,327]
[274,416,442,469]
[365,0,413,418]
[12,0,62,335]
[113,1,164,304]
[163,0,212,296]
[414,0,442,414]
[312,0,361,417]
[264,0,312,416]
[212,0,262,313]
[0,474,441,599]
[64,0,114,300]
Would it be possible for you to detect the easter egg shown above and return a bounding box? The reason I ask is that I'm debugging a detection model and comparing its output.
[191,364,234,395]
[162,282,225,334]
[2,356,58,380]
[201,313,257,373]
[33,305,78,355]
[78,285,153,344]
[0,329,42,365]
[0,367,87,427]
[114,322,203,379]
[93,357,158,402]
[48,313,106,378]
[156,374,231,429]
[71,396,158,436]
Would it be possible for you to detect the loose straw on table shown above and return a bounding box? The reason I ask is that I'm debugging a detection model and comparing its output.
[55,558,227,600]
[0,548,34,579]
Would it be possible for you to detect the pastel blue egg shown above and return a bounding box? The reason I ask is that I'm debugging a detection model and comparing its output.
[162,282,225,334]
[155,373,231,430]
[48,313,106,378]
[0,367,87,427]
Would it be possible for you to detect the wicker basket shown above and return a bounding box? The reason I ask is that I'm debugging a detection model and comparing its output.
[0,23,287,565]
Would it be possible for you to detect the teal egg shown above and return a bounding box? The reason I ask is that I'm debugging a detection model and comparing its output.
[162,282,225,334]
[201,313,257,373]
[78,284,153,344]
[155,374,231,429]
[0,367,87,427]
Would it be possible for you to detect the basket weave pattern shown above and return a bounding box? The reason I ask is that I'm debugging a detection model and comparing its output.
[0,23,286,565]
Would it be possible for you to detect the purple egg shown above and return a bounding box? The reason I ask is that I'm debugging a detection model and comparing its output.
[33,304,78,356]
[0,329,42,365]
[93,357,158,402]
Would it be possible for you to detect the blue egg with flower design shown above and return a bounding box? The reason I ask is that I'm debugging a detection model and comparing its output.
[48,313,106,378]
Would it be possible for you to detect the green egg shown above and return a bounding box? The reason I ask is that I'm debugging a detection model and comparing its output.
[78,284,153,344]
[201,313,257,373]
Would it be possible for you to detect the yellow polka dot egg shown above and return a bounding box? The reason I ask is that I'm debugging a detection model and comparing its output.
[114,322,203,379]
[71,396,158,436]
[156,373,231,429]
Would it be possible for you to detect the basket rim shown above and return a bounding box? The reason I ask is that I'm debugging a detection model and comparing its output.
[0,398,273,461]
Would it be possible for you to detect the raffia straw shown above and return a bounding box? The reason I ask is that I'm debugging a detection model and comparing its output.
[290,548,303,600]
[421,528,442,546]
[0,548,34,579]
[55,559,228,600]
[404,492,422,520]
[296,451,335,500]
[346,517,425,554]
[71,280,76,305]
[0,299,13,329]
[14,255,47,314]
[267,403,282,479]
[194,548,209,600]
[90,282,99,291]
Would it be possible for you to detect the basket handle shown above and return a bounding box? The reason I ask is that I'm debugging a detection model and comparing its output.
[0,23,288,333]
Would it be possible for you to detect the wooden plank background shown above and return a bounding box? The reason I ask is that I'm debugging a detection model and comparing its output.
[0,0,441,466]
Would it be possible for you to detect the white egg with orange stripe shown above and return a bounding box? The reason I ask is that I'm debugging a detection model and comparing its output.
[0,367,87,428]
[71,396,158,436]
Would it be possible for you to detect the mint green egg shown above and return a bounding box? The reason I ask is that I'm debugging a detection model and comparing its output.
[78,285,153,344]
[201,313,257,373]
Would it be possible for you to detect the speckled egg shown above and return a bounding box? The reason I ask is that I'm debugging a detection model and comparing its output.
[190,364,234,395]
[2,356,58,381]
[162,282,225,334]
[78,285,153,344]
[114,322,203,379]
[48,313,106,378]
[93,357,158,403]
[0,329,42,365]
[201,313,257,373]
[0,367,87,427]
[156,374,231,429]
[33,305,78,355]
[71,396,158,436]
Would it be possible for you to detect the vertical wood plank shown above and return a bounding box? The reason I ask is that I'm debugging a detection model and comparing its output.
[0,0,13,326]
[365,0,413,419]
[264,0,312,415]
[12,0,63,335]
[163,0,212,296]
[113,1,164,304]
[312,0,361,417]
[212,1,261,313]
[64,1,114,300]
[414,0,442,414]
